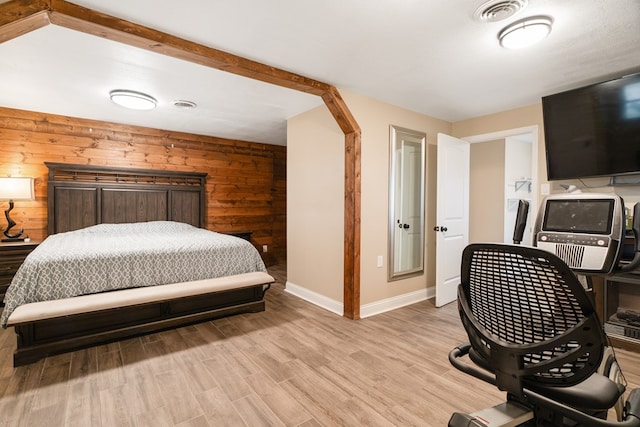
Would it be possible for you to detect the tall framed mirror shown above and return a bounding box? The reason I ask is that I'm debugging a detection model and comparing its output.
[388,125,426,281]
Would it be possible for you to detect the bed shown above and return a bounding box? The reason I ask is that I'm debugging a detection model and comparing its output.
[2,162,274,367]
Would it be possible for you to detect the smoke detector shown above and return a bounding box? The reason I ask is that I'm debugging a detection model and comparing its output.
[172,100,197,109]
[473,0,528,22]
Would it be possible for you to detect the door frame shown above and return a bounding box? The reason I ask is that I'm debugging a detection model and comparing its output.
[461,125,539,244]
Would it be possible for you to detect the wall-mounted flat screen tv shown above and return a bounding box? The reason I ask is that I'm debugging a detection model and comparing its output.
[542,72,640,181]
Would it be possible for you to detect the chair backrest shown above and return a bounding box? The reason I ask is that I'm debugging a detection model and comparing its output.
[458,243,607,396]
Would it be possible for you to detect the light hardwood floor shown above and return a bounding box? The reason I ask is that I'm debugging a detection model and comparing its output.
[0,265,639,426]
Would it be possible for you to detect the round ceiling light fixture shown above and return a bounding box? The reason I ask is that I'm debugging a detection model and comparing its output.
[109,89,157,110]
[498,15,553,49]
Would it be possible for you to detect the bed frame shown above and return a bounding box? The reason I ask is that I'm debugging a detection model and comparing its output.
[8,162,272,367]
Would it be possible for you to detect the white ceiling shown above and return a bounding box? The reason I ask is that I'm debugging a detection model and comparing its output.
[0,0,639,146]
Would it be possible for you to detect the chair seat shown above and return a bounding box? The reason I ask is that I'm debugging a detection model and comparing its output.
[525,373,625,411]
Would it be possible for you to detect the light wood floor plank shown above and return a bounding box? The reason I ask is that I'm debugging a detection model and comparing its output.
[241,349,299,384]
[135,406,174,427]
[25,401,66,427]
[232,393,286,427]
[154,369,205,425]
[175,414,210,427]
[216,341,261,378]
[118,337,148,366]
[177,351,219,395]
[65,378,102,427]
[244,371,313,426]
[96,349,126,392]
[202,354,252,402]
[0,264,638,426]
[278,363,361,426]
[31,361,70,411]
[99,384,135,427]
[120,366,165,418]
[194,386,247,426]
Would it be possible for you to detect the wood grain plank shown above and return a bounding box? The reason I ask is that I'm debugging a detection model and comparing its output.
[135,406,174,427]
[202,355,252,402]
[31,361,70,412]
[0,0,49,43]
[176,351,219,395]
[154,369,205,425]
[175,415,210,427]
[245,371,313,426]
[99,384,135,427]
[194,386,246,426]
[65,377,102,427]
[96,350,125,391]
[232,393,286,427]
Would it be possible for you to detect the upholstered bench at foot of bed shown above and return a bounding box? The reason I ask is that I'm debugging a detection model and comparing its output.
[6,271,274,367]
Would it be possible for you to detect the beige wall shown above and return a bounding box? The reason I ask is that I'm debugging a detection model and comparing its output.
[288,90,450,307]
[288,98,548,313]
[287,105,345,302]
[469,139,505,243]
[452,103,546,195]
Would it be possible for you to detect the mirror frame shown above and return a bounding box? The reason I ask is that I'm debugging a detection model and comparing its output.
[388,125,426,281]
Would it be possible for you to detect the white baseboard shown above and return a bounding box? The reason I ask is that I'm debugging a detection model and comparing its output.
[284,281,343,315]
[361,287,433,318]
[284,281,435,318]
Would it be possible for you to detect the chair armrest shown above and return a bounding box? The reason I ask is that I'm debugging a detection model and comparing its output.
[449,344,497,387]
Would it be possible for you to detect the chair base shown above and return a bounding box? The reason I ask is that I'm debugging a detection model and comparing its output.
[449,402,533,427]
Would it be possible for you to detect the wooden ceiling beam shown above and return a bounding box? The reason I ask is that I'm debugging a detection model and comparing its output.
[0,0,49,44]
[321,86,360,135]
[48,0,331,97]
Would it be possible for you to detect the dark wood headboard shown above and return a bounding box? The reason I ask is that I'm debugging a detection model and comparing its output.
[46,163,207,234]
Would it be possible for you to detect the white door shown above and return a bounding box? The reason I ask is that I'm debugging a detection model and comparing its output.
[435,133,470,307]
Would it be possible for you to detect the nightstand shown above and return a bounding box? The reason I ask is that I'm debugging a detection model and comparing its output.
[0,241,39,306]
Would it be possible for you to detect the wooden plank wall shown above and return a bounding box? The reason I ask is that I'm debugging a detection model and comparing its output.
[0,107,286,265]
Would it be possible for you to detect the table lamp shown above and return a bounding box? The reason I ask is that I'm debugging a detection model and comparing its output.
[0,177,35,242]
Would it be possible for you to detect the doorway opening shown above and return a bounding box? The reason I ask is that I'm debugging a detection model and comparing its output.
[463,126,539,246]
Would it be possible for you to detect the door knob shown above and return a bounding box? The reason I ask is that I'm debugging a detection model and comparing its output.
[433,226,448,232]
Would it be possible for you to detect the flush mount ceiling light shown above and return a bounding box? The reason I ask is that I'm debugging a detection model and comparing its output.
[109,89,157,110]
[498,15,553,49]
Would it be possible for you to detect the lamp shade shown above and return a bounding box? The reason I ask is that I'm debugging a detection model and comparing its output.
[0,177,35,201]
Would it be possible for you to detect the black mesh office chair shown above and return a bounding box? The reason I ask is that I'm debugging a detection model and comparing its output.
[449,243,640,427]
